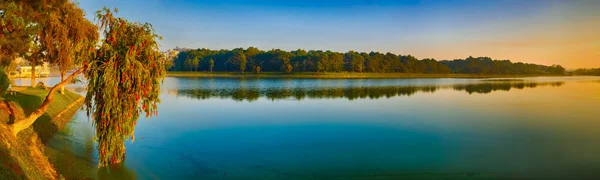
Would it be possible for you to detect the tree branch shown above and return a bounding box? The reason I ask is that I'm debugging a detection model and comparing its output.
[9,66,85,136]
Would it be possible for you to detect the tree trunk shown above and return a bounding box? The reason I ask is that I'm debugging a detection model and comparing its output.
[9,67,84,136]
[60,72,65,94]
[31,59,36,87]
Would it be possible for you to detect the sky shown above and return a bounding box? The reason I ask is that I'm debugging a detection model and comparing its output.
[78,0,600,69]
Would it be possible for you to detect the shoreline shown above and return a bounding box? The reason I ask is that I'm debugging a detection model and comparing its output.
[167,72,570,79]
[0,88,83,179]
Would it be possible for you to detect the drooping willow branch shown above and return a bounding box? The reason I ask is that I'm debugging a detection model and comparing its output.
[8,6,166,168]
[84,7,166,166]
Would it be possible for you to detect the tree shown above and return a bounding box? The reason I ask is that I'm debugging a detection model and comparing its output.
[0,0,45,87]
[184,58,191,71]
[165,47,566,74]
[245,46,260,69]
[292,49,308,72]
[40,1,98,93]
[4,5,166,168]
[240,55,247,73]
[230,49,246,73]
[316,53,329,72]
[282,57,292,73]
[184,57,199,71]
[329,52,344,72]
[366,52,383,73]
[3,0,97,136]
[191,57,199,71]
[209,58,214,72]
[28,43,47,87]
[346,51,365,73]
[84,7,166,166]
[0,1,38,69]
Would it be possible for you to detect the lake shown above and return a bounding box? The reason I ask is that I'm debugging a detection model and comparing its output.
[12,76,600,179]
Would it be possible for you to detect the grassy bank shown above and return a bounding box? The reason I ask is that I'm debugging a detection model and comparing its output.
[167,72,569,79]
[0,87,83,179]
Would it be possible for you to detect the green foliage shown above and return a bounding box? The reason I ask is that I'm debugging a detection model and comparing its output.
[40,1,98,78]
[230,49,246,73]
[0,69,9,97]
[185,57,199,71]
[209,58,214,72]
[316,53,328,72]
[282,57,292,73]
[329,52,344,72]
[346,51,365,73]
[85,8,166,166]
[440,56,565,74]
[170,48,565,74]
[572,68,600,76]
[0,1,39,65]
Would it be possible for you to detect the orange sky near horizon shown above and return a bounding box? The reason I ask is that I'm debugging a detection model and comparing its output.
[80,0,600,69]
[402,1,600,69]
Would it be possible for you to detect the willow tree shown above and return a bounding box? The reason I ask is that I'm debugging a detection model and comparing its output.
[84,7,165,166]
[5,4,166,167]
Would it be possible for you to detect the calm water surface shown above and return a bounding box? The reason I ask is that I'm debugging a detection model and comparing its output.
[14,76,600,179]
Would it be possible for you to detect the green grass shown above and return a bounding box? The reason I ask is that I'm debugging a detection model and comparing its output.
[0,87,83,179]
[167,71,569,79]
[3,87,80,116]
[3,87,82,142]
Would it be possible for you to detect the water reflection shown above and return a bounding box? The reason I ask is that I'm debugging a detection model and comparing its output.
[41,76,600,179]
[175,81,565,101]
[454,81,564,94]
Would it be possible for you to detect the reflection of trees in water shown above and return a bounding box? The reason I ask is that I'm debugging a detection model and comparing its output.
[177,81,564,101]
[454,82,564,94]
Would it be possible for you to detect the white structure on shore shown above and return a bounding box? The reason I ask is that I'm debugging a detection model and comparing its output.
[7,60,51,78]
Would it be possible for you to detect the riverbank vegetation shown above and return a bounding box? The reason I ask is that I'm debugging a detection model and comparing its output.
[172,48,566,75]
[1,0,166,171]
[1,87,82,179]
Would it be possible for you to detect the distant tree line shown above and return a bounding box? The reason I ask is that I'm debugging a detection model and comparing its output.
[440,57,565,74]
[171,47,566,74]
[571,68,600,76]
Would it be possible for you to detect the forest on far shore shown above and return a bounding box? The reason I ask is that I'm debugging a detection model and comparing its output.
[571,68,600,76]
[171,47,567,74]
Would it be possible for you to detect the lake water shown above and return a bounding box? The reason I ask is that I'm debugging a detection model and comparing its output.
[12,76,600,179]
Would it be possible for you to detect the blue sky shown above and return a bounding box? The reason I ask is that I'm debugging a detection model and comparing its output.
[79,0,600,68]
